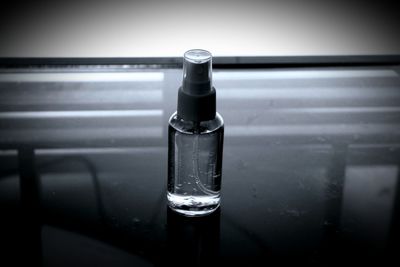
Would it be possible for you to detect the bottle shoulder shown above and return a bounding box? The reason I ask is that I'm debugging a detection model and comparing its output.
[169,112,224,134]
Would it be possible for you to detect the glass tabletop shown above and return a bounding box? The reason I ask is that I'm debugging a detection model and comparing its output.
[0,64,400,266]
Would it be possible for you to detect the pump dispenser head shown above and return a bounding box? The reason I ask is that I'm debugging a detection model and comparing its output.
[178,49,216,122]
[183,50,212,95]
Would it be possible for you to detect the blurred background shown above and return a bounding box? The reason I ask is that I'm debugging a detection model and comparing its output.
[1,1,400,266]
[0,0,399,58]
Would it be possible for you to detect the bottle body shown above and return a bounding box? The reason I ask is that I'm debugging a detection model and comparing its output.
[168,112,224,216]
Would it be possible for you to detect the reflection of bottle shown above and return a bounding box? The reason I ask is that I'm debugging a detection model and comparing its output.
[165,206,220,266]
[168,49,224,216]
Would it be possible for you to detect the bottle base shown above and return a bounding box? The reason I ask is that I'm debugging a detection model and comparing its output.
[167,192,220,217]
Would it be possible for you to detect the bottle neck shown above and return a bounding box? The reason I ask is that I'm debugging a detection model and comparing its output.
[177,86,216,122]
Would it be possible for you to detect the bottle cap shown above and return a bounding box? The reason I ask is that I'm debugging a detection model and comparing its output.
[177,49,216,122]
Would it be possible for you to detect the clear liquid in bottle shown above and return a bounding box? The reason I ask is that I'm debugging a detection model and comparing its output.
[168,112,224,216]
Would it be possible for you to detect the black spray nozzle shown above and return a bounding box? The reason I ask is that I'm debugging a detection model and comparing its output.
[177,49,216,122]
[182,49,212,95]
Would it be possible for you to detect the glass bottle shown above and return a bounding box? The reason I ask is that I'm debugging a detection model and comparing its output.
[167,49,224,216]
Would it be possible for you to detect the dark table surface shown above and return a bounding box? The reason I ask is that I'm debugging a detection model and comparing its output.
[1,65,400,266]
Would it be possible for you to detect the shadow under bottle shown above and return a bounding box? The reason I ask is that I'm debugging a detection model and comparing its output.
[165,207,221,267]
